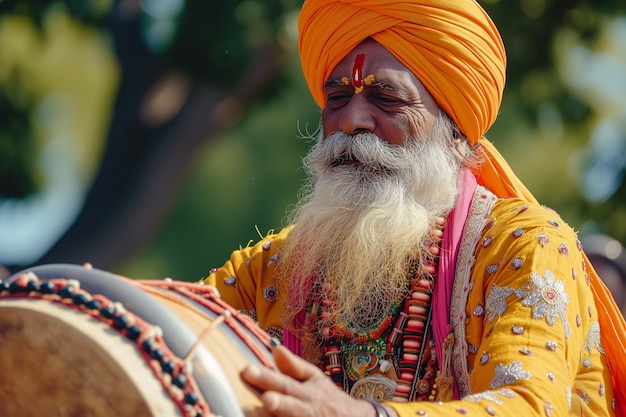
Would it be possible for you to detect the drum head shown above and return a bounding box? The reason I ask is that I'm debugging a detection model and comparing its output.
[0,298,179,417]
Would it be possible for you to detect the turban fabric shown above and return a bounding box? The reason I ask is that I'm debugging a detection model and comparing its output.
[298,1,626,413]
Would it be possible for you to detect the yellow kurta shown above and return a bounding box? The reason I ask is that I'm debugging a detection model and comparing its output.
[203,191,616,417]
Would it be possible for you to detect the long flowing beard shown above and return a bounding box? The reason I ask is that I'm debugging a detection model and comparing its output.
[278,115,462,342]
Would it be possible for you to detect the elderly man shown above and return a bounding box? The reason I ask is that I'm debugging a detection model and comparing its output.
[204,1,626,416]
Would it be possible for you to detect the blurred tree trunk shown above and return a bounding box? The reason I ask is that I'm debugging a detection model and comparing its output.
[25,6,285,272]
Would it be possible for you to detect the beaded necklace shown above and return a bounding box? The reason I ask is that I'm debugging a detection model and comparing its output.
[318,236,442,403]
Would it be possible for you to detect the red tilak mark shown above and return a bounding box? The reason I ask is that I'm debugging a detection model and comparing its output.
[352,53,366,92]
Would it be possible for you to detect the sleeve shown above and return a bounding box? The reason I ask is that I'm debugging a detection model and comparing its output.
[387,202,615,417]
[201,227,291,332]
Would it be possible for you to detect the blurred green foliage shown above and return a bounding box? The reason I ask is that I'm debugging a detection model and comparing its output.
[0,71,39,198]
[1,0,626,280]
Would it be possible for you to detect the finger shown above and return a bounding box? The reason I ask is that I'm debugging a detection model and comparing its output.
[241,362,305,398]
[272,345,324,382]
[260,390,312,417]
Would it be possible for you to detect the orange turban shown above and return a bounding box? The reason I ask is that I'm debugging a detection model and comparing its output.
[298,0,505,145]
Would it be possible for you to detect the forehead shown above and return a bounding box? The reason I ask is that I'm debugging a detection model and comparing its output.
[328,39,418,84]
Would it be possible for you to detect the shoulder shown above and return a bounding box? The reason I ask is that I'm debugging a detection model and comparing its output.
[471,196,584,289]
[482,197,580,251]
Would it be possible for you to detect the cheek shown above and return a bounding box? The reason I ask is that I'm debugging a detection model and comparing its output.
[321,109,339,136]
[404,109,437,138]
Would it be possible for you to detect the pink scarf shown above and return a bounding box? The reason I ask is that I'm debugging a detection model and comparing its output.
[432,167,477,400]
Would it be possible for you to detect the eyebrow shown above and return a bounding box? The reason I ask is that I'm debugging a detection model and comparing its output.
[324,79,349,88]
[324,78,397,91]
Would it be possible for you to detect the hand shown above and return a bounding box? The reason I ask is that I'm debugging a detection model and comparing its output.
[241,345,395,417]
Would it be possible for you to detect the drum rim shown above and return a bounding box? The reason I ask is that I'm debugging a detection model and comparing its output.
[2,263,259,417]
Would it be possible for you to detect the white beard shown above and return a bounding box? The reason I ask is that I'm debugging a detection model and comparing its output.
[279,115,462,334]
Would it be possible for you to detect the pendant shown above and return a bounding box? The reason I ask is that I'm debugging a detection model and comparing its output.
[350,373,397,402]
[343,338,387,380]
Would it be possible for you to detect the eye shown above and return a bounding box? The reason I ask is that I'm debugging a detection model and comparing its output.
[325,91,352,108]
[374,94,403,106]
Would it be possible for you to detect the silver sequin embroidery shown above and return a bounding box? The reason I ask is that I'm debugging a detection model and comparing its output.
[515,269,571,338]
[463,388,516,404]
[490,361,532,389]
[485,284,515,322]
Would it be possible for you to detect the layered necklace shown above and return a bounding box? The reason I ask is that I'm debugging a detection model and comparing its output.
[315,234,444,403]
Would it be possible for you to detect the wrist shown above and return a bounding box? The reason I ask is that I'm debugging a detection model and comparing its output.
[366,398,394,417]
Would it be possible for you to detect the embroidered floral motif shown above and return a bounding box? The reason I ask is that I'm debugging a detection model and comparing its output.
[263,285,278,302]
[483,236,494,247]
[576,240,583,251]
[548,220,560,228]
[537,232,549,246]
[224,276,237,286]
[473,304,485,317]
[462,388,516,404]
[512,228,524,238]
[485,284,514,321]
[262,241,271,250]
[558,243,569,256]
[515,269,571,338]
[245,257,252,266]
[468,344,478,355]
[511,257,523,270]
[547,372,555,383]
[486,405,496,416]
[599,383,605,396]
[490,361,531,389]
[480,352,491,365]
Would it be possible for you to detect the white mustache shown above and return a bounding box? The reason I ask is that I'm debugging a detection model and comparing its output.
[313,132,414,172]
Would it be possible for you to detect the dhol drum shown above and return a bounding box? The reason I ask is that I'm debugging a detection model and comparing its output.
[0,263,276,417]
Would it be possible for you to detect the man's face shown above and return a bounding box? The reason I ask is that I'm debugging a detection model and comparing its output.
[321,39,441,146]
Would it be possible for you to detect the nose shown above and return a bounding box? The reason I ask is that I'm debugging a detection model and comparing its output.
[338,95,375,135]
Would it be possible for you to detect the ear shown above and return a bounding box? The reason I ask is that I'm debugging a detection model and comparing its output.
[451,132,470,161]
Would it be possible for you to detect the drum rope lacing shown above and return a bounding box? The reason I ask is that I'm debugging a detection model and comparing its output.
[0,272,212,417]
[138,279,277,368]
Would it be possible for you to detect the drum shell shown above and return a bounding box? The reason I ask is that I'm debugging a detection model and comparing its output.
[0,264,275,417]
